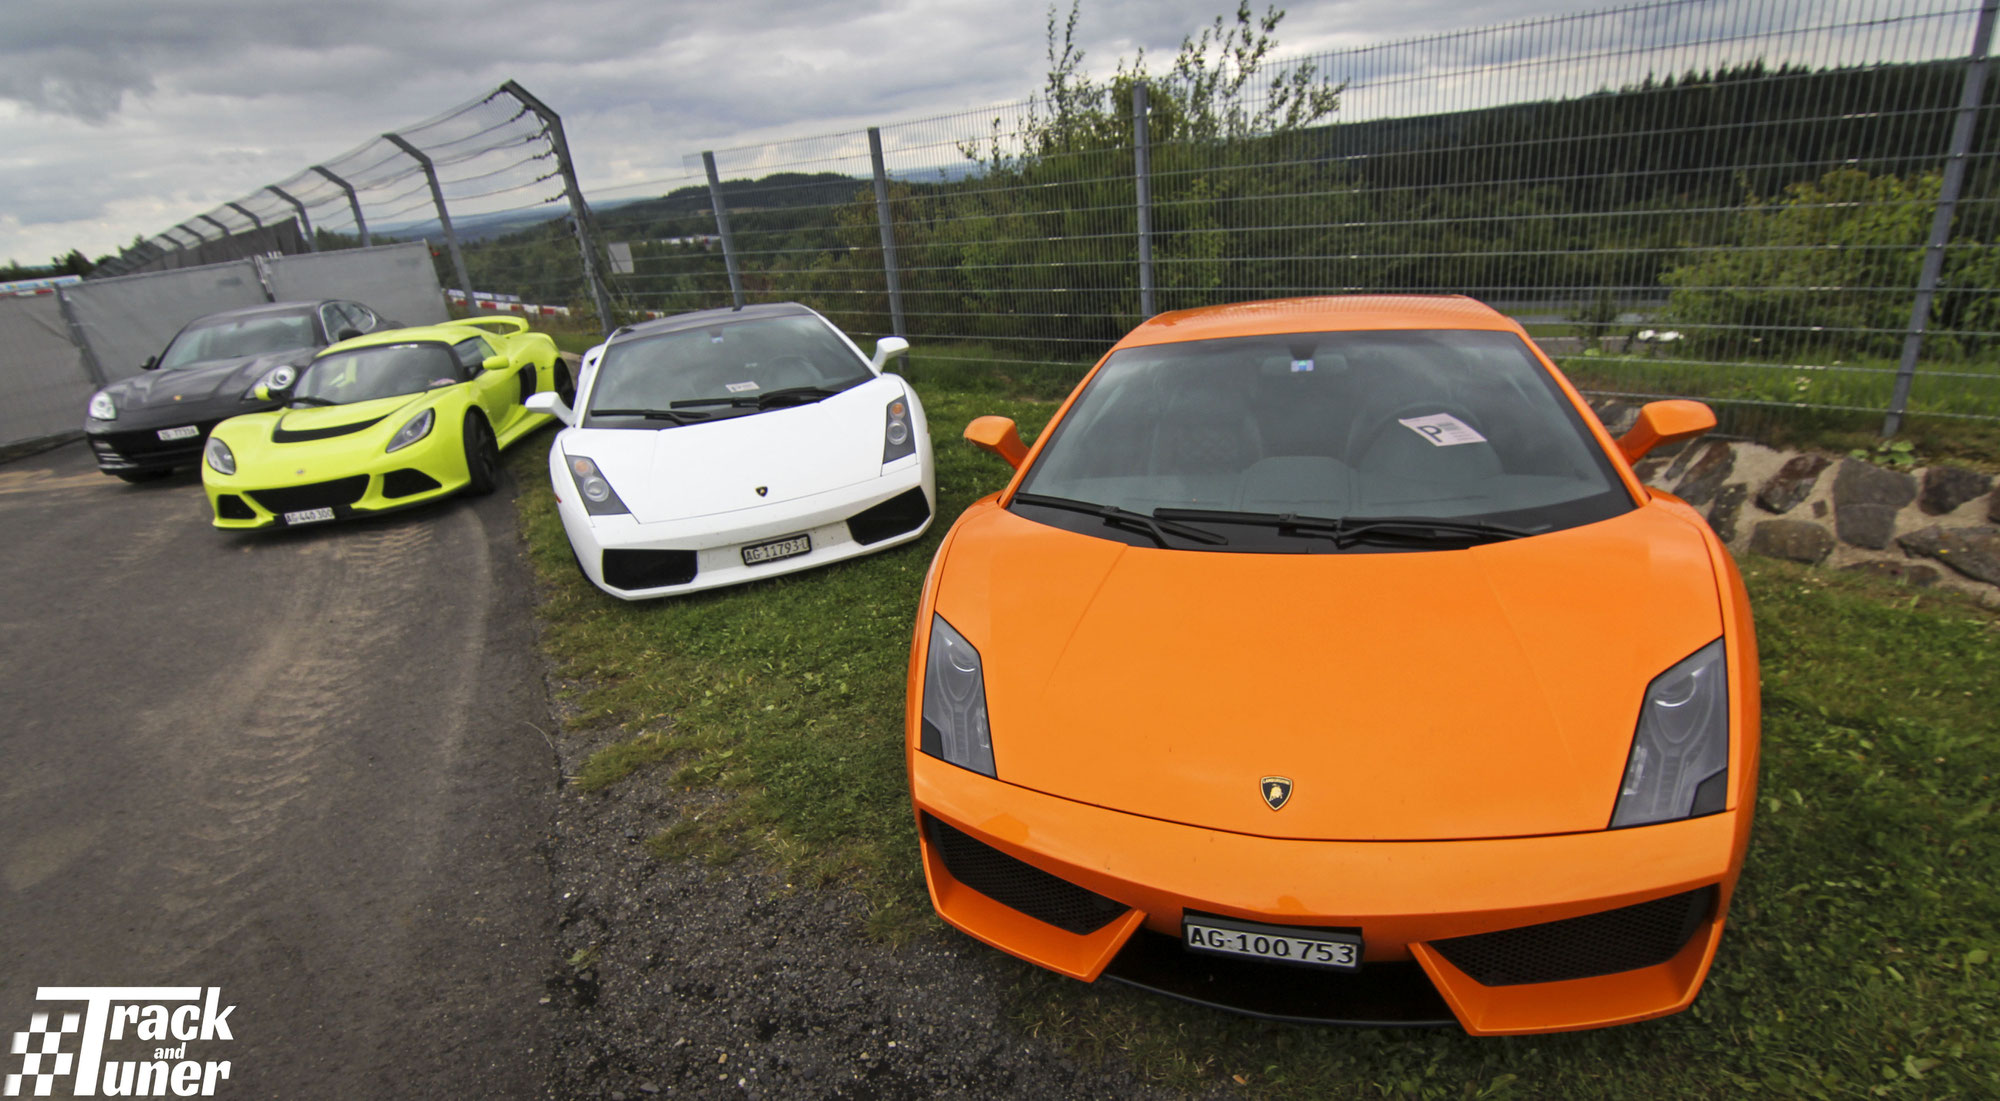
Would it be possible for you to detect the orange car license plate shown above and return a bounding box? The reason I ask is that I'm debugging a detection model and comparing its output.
[1183,915,1361,970]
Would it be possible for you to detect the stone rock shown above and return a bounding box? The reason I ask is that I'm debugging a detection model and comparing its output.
[1832,459,1917,549]
[1919,466,1993,515]
[1659,439,1703,482]
[1591,400,1639,436]
[1749,519,1835,564]
[1754,454,1832,515]
[1632,456,1670,487]
[1991,488,2000,524]
[1839,560,1940,587]
[1812,500,1828,519]
[1674,441,1735,507]
[1897,525,2000,586]
[1706,483,1747,542]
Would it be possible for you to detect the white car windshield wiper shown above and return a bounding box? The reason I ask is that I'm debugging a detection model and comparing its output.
[1156,507,1533,548]
[591,407,710,425]
[1012,492,1228,546]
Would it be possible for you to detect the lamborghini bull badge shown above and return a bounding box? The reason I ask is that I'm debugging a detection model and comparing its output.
[1261,776,1293,810]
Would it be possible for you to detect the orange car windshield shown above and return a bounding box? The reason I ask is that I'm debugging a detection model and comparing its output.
[1014,329,1630,549]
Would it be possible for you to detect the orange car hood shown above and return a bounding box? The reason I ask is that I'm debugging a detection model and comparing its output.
[932,501,1725,841]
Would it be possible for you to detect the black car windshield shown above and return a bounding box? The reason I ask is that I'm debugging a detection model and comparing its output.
[584,314,872,425]
[159,312,316,369]
[293,343,457,406]
[1013,329,1631,550]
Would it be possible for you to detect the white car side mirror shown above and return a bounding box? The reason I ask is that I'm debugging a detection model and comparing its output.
[526,390,575,426]
[871,336,910,371]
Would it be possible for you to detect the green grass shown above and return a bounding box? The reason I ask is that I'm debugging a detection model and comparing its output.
[512,365,2000,1098]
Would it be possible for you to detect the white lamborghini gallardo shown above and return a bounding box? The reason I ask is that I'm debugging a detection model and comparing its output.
[528,303,936,599]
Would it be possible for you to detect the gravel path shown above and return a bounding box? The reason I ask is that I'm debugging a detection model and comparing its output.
[535,683,1179,1099]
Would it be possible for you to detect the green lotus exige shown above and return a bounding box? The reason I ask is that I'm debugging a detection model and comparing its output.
[202,317,567,529]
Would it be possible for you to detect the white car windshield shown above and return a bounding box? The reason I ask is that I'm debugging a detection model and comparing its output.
[1013,329,1631,550]
[585,315,873,425]
[159,312,316,369]
[294,343,457,407]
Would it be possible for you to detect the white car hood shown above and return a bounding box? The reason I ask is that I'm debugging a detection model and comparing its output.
[573,378,900,524]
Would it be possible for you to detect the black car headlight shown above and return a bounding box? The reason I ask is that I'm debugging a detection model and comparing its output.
[88,391,117,421]
[563,453,629,516]
[1611,639,1729,828]
[920,614,994,777]
[882,395,915,464]
[204,436,235,475]
[386,408,434,452]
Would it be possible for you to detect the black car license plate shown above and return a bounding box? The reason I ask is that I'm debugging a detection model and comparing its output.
[742,533,810,566]
[1183,915,1362,970]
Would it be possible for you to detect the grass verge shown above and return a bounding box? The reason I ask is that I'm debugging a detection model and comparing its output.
[512,362,1998,1098]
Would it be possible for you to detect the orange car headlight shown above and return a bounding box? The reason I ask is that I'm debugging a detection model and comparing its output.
[920,614,995,777]
[1611,638,1728,828]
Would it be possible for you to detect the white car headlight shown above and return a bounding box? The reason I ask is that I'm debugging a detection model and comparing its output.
[88,391,117,421]
[204,436,236,475]
[386,408,434,453]
[1611,639,1729,828]
[921,614,995,777]
[882,395,915,464]
[564,453,629,516]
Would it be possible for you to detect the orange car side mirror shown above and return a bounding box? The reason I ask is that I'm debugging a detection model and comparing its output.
[964,415,1028,469]
[1616,400,1716,465]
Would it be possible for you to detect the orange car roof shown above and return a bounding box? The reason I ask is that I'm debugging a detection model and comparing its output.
[1116,295,1520,349]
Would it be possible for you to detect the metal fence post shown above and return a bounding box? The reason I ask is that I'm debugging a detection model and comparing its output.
[502,81,617,335]
[384,132,473,299]
[310,166,369,246]
[267,186,317,252]
[1133,83,1156,320]
[867,127,907,336]
[702,151,746,310]
[1884,0,1998,436]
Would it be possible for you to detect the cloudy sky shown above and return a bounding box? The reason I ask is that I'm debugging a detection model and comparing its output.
[0,0,1938,267]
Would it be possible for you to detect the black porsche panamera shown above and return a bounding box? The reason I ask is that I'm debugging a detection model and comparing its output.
[83,299,396,481]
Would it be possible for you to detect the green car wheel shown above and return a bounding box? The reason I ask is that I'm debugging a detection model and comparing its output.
[464,413,500,496]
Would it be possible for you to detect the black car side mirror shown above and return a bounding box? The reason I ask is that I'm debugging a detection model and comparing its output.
[142,355,158,371]
[336,328,362,342]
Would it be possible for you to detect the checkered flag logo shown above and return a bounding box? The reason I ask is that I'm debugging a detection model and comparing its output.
[5,1012,81,1097]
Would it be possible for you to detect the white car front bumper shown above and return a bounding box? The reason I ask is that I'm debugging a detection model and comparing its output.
[558,456,936,599]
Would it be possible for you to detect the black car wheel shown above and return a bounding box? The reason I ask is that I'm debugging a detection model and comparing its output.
[463,414,500,496]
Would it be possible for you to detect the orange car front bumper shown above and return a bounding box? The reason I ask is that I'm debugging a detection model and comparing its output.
[912,753,1746,1035]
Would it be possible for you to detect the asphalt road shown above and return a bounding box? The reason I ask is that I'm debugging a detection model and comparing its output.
[0,441,556,1098]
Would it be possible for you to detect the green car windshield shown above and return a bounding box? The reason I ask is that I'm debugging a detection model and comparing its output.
[295,343,458,406]
[159,311,317,369]
[1014,329,1631,549]
[585,315,872,425]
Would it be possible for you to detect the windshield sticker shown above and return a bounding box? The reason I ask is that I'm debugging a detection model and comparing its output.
[1290,358,1314,373]
[725,380,760,393]
[1398,413,1488,447]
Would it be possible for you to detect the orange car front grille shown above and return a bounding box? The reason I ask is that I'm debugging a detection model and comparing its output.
[1429,885,1717,986]
[925,816,1126,935]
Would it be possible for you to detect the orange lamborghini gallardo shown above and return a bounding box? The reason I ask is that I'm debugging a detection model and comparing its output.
[905,296,1758,1034]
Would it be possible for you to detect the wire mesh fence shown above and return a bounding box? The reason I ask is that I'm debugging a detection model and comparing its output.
[85,0,2000,434]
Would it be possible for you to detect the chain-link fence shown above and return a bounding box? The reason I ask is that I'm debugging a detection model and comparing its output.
[87,0,1999,435]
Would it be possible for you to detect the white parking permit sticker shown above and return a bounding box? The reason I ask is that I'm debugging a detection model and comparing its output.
[725,381,760,393]
[1399,413,1487,447]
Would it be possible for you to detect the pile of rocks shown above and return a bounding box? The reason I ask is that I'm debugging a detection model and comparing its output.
[1591,402,2000,601]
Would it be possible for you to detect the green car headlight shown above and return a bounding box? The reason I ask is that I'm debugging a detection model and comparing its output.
[920,614,995,777]
[204,436,235,475]
[386,408,434,453]
[1611,639,1729,828]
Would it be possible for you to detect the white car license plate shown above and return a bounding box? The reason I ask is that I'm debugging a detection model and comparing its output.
[742,533,811,565]
[156,425,199,441]
[282,507,336,526]
[1183,916,1362,970]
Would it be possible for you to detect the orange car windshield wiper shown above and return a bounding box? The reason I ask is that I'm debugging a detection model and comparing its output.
[1154,508,1533,548]
[1012,492,1228,546]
